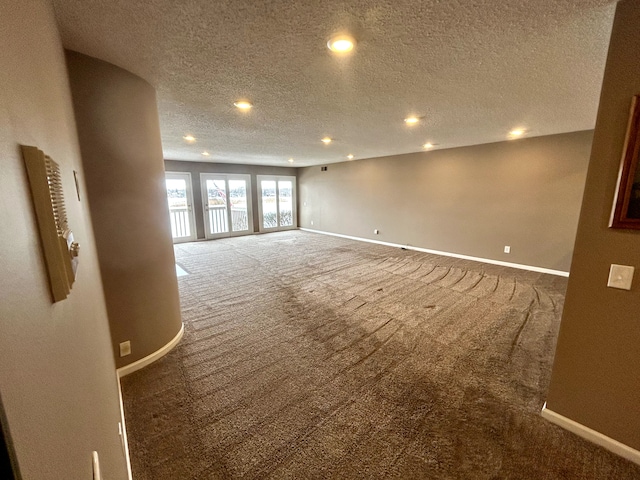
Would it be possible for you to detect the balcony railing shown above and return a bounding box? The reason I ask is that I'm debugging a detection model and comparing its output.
[169,207,191,238]
[207,205,249,234]
[207,206,228,234]
[170,205,249,239]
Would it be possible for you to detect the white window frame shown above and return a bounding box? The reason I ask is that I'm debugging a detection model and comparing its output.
[256,175,297,233]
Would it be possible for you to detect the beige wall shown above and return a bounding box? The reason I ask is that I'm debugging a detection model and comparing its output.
[298,131,592,272]
[67,52,182,369]
[164,160,296,238]
[0,1,128,479]
[546,0,640,451]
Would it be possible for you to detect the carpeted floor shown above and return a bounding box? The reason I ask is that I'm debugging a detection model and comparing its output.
[121,231,640,479]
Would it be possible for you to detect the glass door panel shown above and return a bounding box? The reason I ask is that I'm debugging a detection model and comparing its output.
[165,172,196,243]
[204,178,229,236]
[229,179,249,232]
[278,180,293,227]
[261,180,278,229]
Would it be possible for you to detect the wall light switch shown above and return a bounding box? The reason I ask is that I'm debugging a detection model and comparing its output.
[607,264,634,290]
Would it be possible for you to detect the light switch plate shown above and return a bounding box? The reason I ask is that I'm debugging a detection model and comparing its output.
[119,341,131,357]
[607,264,634,290]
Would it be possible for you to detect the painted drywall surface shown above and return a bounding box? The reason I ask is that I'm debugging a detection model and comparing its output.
[546,0,640,451]
[298,131,592,272]
[164,160,296,238]
[0,1,128,479]
[66,52,182,369]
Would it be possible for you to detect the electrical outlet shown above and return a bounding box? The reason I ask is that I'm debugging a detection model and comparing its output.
[504,246,511,254]
[374,229,379,235]
[119,341,131,357]
[310,220,314,226]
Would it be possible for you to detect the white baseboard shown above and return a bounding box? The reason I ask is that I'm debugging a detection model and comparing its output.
[299,228,569,277]
[116,375,133,480]
[115,323,184,478]
[116,322,184,378]
[541,403,640,465]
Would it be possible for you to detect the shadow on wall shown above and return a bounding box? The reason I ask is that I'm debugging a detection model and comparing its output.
[0,398,17,479]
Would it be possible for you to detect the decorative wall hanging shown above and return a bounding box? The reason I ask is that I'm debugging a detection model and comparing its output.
[610,95,640,229]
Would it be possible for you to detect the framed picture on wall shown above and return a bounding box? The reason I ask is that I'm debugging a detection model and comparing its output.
[610,95,640,229]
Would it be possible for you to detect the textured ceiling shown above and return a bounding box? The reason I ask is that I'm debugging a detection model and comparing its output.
[52,0,617,167]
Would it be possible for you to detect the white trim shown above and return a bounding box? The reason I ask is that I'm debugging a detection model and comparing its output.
[299,228,569,277]
[116,376,133,480]
[116,323,185,378]
[541,403,640,465]
[115,323,185,479]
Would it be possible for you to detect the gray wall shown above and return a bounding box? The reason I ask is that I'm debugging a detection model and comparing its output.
[67,52,183,369]
[0,1,128,478]
[547,0,640,451]
[298,130,593,272]
[164,160,296,238]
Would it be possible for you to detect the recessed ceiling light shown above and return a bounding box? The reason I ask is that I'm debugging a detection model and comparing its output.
[347,154,354,160]
[423,143,434,149]
[327,35,355,53]
[404,116,420,125]
[509,128,526,137]
[288,158,294,163]
[201,151,210,156]
[321,137,332,144]
[183,134,196,143]
[234,101,253,110]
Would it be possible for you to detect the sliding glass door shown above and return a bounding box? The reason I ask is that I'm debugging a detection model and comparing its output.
[165,172,196,243]
[201,173,253,239]
[257,175,297,232]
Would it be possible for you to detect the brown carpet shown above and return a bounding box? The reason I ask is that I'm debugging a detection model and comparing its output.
[121,230,640,479]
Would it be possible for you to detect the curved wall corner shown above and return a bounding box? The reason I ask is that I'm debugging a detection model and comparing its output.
[65,50,182,369]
